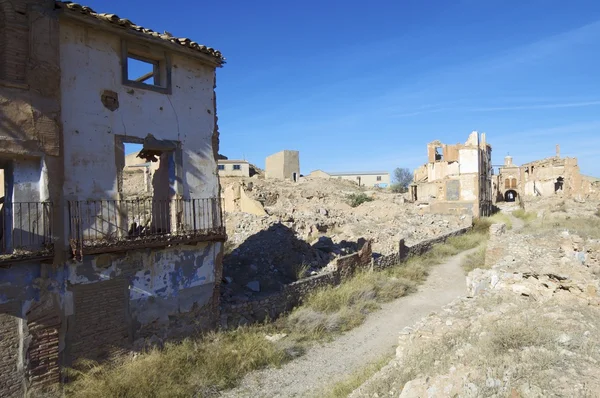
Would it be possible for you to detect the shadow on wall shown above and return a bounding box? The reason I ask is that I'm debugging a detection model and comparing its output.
[222,223,329,295]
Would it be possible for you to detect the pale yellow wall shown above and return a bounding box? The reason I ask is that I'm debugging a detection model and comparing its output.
[309,170,331,178]
[265,150,300,181]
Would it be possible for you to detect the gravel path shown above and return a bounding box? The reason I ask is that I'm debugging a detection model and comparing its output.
[220,248,475,398]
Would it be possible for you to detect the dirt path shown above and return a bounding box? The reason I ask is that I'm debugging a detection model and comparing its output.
[220,248,477,398]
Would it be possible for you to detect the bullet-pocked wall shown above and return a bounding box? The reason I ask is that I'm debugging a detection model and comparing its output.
[59,19,220,200]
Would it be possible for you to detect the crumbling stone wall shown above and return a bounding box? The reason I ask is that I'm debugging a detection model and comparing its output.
[374,227,471,269]
[221,227,470,328]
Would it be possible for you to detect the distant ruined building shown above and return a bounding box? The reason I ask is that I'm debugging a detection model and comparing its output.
[494,145,600,203]
[411,131,493,218]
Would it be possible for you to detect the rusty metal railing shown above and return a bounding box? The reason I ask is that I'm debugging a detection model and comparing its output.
[0,201,53,258]
[68,198,225,257]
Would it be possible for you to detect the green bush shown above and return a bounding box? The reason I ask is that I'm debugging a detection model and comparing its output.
[346,193,374,207]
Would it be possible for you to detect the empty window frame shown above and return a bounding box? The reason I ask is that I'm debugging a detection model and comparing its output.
[218,164,225,170]
[376,176,382,181]
[233,165,241,170]
[122,41,171,93]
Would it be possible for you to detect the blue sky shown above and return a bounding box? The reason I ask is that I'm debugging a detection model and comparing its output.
[86,0,600,177]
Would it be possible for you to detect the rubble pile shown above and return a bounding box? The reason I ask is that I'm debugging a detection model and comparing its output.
[351,207,600,397]
[220,176,470,302]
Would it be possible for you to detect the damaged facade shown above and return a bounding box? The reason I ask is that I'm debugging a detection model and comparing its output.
[411,131,493,217]
[0,1,225,395]
[495,145,600,202]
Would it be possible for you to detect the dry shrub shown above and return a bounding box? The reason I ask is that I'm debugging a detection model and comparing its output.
[512,209,537,223]
[65,328,293,398]
[286,271,416,339]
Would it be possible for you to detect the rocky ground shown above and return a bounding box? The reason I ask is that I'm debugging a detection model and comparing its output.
[351,199,600,397]
[220,175,470,303]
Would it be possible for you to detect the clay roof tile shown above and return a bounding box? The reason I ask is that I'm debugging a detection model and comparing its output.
[56,1,224,64]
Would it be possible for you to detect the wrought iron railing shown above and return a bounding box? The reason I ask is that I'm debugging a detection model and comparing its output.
[0,201,53,258]
[68,198,225,256]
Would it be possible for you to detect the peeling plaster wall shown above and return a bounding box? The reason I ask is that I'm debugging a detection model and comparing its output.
[66,242,221,337]
[458,148,478,174]
[59,20,219,200]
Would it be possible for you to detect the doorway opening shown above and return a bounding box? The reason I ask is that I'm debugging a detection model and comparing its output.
[505,190,518,202]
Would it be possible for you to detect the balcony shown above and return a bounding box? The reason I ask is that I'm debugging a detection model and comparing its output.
[68,198,225,256]
[0,201,54,264]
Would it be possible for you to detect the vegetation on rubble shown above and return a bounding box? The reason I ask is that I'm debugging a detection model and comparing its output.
[65,230,488,398]
[318,355,393,398]
[284,232,487,341]
[512,208,537,223]
[346,192,374,207]
[523,215,600,239]
[65,327,293,398]
[461,245,487,273]
[354,296,600,397]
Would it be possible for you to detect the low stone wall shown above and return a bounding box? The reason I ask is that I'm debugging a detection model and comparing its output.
[221,227,471,328]
[374,226,472,270]
[221,272,339,329]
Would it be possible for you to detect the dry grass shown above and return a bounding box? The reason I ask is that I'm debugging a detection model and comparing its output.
[489,212,513,229]
[524,216,600,239]
[284,231,488,341]
[461,245,487,273]
[318,355,393,398]
[285,271,416,340]
[65,231,488,397]
[356,297,600,397]
[512,209,537,223]
[65,327,295,398]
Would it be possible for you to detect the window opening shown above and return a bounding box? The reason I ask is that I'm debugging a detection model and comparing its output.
[376,176,382,181]
[122,41,171,93]
[127,56,160,86]
[218,164,225,170]
[555,176,564,192]
[435,146,444,161]
[233,165,241,171]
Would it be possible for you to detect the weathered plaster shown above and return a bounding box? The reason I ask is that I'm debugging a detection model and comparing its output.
[59,21,219,200]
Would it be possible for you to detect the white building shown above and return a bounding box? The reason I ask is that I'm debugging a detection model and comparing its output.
[309,170,391,188]
[218,159,251,177]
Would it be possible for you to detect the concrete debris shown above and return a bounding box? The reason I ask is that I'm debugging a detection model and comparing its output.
[264,333,287,343]
[220,175,470,303]
[246,281,260,292]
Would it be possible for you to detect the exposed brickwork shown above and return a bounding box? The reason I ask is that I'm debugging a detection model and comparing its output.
[26,311,61,389]
[70,278,131,362]
[0,312,23,398]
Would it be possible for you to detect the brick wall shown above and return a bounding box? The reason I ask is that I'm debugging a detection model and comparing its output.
[0,311,23,398]
[69,278,131,362]
[26,311,60,389]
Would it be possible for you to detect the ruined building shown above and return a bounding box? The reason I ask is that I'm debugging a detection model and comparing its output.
[265,150,300,182]
[0,1,225,395]
[495,145,600,202]
[411,131,493,217]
